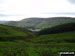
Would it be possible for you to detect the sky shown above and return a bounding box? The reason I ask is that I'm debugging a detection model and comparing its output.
[0,0,75,21]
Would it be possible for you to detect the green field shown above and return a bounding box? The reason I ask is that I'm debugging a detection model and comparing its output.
[0,23,75,56]
[0,41,75,56]
[31,31,75,43]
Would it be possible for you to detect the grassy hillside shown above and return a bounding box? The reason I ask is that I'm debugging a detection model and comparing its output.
[28,29,75,56]
[0,24,35,41]
[0,31,75,56]
[0,23,75,56]
[39,23,75,35]
[0,41,75,56]
[4,17,75,29]
[31,31,75,43]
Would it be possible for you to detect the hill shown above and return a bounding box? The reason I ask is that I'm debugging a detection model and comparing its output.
[31,23,75,43]
[4,17,75,29]
[29,23,75,56]
[39,23,75,35]
[0,23,75,56]
[31,31,75,43]
[0,24,35,41]
[4,18,44,28]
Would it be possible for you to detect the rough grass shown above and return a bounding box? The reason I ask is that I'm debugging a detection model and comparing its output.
[0,24,34,41]
[0,24,75,56]
[0,42,75,56]
[31,31,75,43]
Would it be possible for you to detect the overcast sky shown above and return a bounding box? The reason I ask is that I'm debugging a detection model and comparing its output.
[0,0,75,21]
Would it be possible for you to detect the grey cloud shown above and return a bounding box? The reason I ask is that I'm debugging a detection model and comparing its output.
[0,14,25,17]
[0,14,8,17]
[67,0,75,4]
[42,12,75,15]
[56,12,75,15]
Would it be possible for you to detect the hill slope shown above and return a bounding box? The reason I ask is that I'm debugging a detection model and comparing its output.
[31,31,75,43]
[31,23,75,43]
[0,23,75,56]
[0,24,35,41]
[39,23,75,35]
[4,17,75,29]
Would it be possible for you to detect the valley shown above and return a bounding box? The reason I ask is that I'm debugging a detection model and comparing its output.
[0,17,75,56]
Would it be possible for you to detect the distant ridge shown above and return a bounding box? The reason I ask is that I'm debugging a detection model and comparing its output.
[4,17,75,29]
